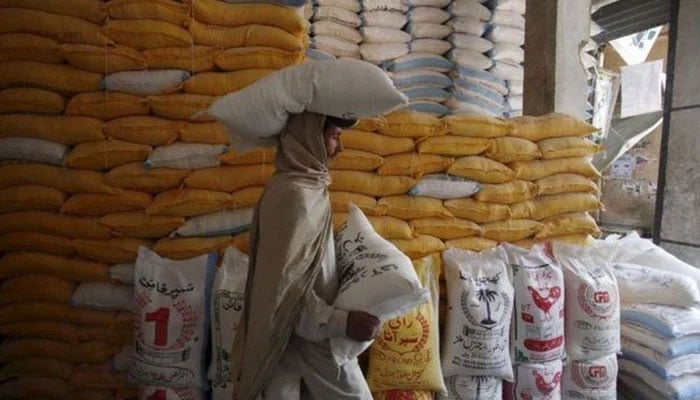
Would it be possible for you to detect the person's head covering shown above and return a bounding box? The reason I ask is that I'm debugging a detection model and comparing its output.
[231,112,334,400]
[325,115,358,129]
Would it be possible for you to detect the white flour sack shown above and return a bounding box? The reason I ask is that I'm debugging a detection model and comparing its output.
[621,336,700,380]
[613,262,700,308]
[554,243,620,360]
[331,204,430,365]
[408,174,481,200]
[499,243,565,364]
[438,375,503,400]
[621,303,700,338]
[208,247,249,386]
[71,282,134,311]
[176,208,254,237]
[131,247,216,389]
[442,247,514,380]
[0,137,67,166]
[562,354,618,400]
[145,143,227,170]
[138,386,206,400]
[622,321,700,358]
[104,70,191,96]
[510,360,563,400]
[204,59,407,151]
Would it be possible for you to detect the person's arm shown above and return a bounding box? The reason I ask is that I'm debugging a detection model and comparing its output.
[294,289,348,343]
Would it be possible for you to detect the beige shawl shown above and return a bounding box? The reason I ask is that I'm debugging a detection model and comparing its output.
[231,112,333,400]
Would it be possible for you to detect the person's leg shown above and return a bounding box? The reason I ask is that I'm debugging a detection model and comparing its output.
[261,349,302,400]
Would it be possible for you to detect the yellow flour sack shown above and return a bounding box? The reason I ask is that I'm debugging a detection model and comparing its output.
[66,92,150,120]
[368,254,445,392]
[0,302,131,327]
[0,88,65,114]
[515,234,594,248]
[538,136,604,159]
[0,164,114,194]
[183,69,276,95]
[480,219,543,242]
[179,122,229,145]
[0,61,103,94]
[448,156,515,184]
[443,114,511,138]
[341,130,415,156]
[509,113,598,142]
[62,190,153,216]
[220,148,276,165]
[353,117,387,132]
[184,164,275,192]
[99,211,185,238]
[0,186,65,214]
[390,235,445,259]
[534,212,601,239]
[186,0,307,35]
[0,358,74,381]
[485,137,541,163]
[65,140,152,171]
[0,322,126,345]
[0,233,74,257]
[0,252,109,282]
[147,189,232,217]
[445,236,498,251]
[535,173,599,196]
[329,149,383,171]
[416,135,490,156]
[0,211,111,240]
[72,238,149,264]
[216,47,304,71]
[62,44,146,74]
[0,9,111,46]
[231,231,250,254]
[444,198,511,223]
[0,114,103,145]
[510,157,602,181]
[379,196,453,219]
[512,193,603,221]
[148,94,216,121]
[189,20,306,51]
[378,154,453,178]
[0,33,63,64]
[0,377,71,399]
[0,339,118,364]
[153,236,232,260]
[0,0,105,24]
[102,20,193,50]
[373,390,434,400]
[0,275,76,306]
[329,191,388,216]
[330,171,416,197]
[70,365,130,388]
[106,162,189,194]
[101,0,191,26]
[103,116,183,147]
[379,111,445,138]
[143,46,219,73]
[410,218,482,240]
[230,187,264,209]
[474,180,538,204]
[332,213,412,240]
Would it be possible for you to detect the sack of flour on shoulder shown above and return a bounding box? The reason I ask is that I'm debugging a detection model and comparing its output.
[332,204,430,365]
[409,174,481,199]
[499,243,565,364]
[442,247,514,380]
[438,375,503,400]
[613,262,700,308]
[202,59,408,152]
[562,354,618,400]
[554,243,620,360]
[209,247,249,389]
[131,247,216,389]
[507,360,563,400]
[138,386,206,400]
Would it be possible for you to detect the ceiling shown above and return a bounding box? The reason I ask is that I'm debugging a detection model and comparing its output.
[592,0,673,43]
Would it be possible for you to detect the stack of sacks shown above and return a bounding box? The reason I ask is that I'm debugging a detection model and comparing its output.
[554,243,620,400]
[309,0,362,59]
[444,1,507,117]
[0,0,306,397]
[393,0,452,116]
[438,248,513,399]
[485,0,526,116]
[359,0,411,65]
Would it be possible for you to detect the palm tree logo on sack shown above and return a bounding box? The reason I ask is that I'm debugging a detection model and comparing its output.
[460,271,511,330]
